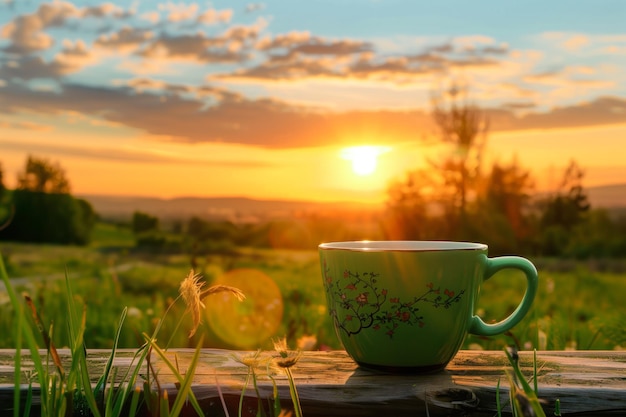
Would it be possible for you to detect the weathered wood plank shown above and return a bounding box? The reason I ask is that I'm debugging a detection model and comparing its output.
[1,349,625,416]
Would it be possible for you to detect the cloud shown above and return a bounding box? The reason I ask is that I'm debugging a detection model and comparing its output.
[0,2,77,53]
[540,31,626,56]
[143,3,233,25]
[131,17,266,64]
[140,11,160,24]
[95,26,154,51]
[0,1,130,54]
[0,39,101,79]
[0,55,66,79]
[0,79,434,148]
[563,34,590,51]
[137,32,249,63]
[1,73,624,150]
[197,8,233,25]
[0,138,274,167]
[490,96,626,132]
[500,101,537,110]
[219,36,506,84]
[159,2,199,23]
[53,39,99,74]
[261,35,373,56]
[0,119,52,131]
[125,77,241,101]
[81,3,128,19]
[245,3,265,13]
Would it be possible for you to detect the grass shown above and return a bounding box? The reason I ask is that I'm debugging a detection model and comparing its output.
[0,232,337,350]
[467,265,626,351]
[2,227,625,352]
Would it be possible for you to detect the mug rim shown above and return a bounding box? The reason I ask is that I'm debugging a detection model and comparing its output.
[318,240,487,252]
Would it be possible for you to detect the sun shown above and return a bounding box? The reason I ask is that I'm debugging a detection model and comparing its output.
[341,145,390,176]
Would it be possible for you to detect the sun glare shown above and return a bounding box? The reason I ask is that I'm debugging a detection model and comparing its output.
[341,145,390,176]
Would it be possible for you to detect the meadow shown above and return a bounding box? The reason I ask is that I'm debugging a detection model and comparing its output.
[1,221,625,353]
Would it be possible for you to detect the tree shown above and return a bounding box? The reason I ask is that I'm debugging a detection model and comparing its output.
[186,217,237,270]
[1,191,95,244]
[0,161,5,196]
[468,159,536,254]
[17,155,71,194]
[0,157,95,245]
[539,160,591,256]
[541,160,590,230]
[383,169,432,240]
[385,82,490,241]
[430,82,489,222]
[485,159,535,239]
[132,211,160,234]
[0,161,10,230]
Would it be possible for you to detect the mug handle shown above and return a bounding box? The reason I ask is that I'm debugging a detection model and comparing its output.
[469,256,538,336]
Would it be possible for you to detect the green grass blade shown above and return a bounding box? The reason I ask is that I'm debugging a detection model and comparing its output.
[23,383,32,417]
[127,386,142,417]
[144,336,204,417]
[95,306,128,413]
[13,300,23,417]
[533,349,538,395]
[160,390,170,417]
[285,367,302,417]
[64,274,102,417]
[99,307,128,389]
[168,339,203,417]
[504,347,546,417]
[239,369,251,417]
[267,373,281,417]
[111,343,152,415]
[64,268,79,349]
[495,377,502,417]
[104,368,118,416]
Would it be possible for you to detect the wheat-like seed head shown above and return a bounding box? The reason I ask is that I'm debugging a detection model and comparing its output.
[180,269,245,337]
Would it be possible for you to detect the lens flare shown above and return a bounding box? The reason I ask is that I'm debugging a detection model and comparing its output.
[205,268,283,349]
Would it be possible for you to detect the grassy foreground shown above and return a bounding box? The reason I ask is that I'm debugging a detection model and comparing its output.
[1,222,625,351]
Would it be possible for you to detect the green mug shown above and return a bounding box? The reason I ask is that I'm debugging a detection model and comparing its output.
[319,241,538,372]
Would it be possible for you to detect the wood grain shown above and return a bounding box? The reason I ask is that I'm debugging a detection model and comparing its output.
[1,349,625,416]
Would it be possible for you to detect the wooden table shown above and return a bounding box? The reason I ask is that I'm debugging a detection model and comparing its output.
[1,349,625,416]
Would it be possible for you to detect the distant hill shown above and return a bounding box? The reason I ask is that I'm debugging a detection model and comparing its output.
[586,183,626,209]
[79,194,382,223]
[80,183,626,223]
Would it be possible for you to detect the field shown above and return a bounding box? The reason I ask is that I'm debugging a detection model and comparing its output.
[1,222,625,352]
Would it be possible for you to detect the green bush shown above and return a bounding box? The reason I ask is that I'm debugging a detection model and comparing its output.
[0,190,95,245]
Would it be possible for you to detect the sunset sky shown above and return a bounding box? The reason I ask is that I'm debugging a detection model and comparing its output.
[1,0,625,204]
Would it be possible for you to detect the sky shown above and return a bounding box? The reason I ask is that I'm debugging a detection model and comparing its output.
[0,0,625,204]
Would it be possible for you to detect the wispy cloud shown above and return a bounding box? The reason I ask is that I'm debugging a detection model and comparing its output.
[0,119,52,131]
[0,137,275,167]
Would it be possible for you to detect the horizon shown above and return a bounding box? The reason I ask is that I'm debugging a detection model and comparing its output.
[75,179,626,202]
[76,182,626,211]
[1,1,625,204]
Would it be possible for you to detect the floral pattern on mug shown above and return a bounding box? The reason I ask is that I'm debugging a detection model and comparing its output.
[322,258,465,338]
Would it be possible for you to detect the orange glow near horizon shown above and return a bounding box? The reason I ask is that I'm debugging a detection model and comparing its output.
[1,123,625,205]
